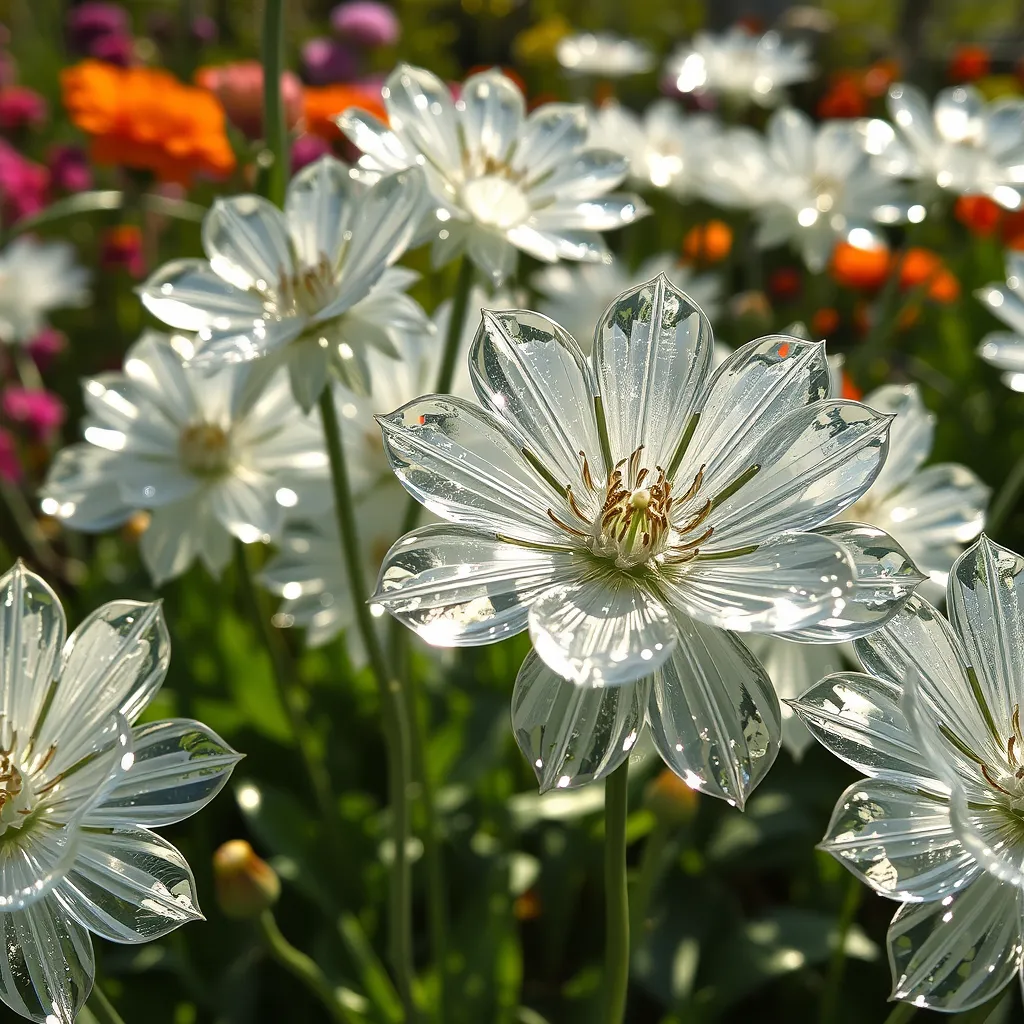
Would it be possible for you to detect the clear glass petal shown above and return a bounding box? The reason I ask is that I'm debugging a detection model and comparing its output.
[528,572,676,686]
[0,898,93,1024]
[53,827,203,944]
[983,99,1024,160]
[202,195,293,294]
[657,532,853,634]
[791,671,938,784]
[375,524,579,646]
[88,718,242,828]
[948,783,1024,890]
[977,282,1024,336]
[511,104,588,185]
[647,615,780,809]
[41,446,132,533]
[887,82,938,155]
[209,475,282,544]
[383,64,462,173]
[593,275,713,476]
[934,85,986,145]
[863,384,934,497]
[887,872,1021,1011]
[978,331,1024,373]
[0,820,81,912]
[822,775,978,901]
[511,650,649,792]
[140,501,203,586]
[529,195,648,231]
[335,108,413,173]
[284,155,360,271]
[377,395,568,543]
[778,524,925,643]
[526,148,630,206]
[766,107,815,177]
[459,70,526,171]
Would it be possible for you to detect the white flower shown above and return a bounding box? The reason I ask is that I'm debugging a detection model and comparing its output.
[337,65,648,285]
[556,32,655,78]
[372,275,907,806]
[862,83,1024,209]
[0,237,88,344]
[704,110,911,272]
[792,536,1024,1012]
[532,254,721,353]
[41,331,329,586]
[0,562,240,1024]
[589,100,720,197]
[976,251,1024,392]
[665,27,814,110]
[139,156,427,410]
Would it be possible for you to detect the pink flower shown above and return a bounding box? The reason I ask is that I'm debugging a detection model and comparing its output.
[0,140,48,225]
[195,60,302,139]
[90,32,134,66]
[0,427,19,481]
[2,387,65,441]
[291,133,332,173]
[330,2,400,48]
[48,144,92,193]
[26,327,66,371]
[302,37,356,84]
[0,87,47,131]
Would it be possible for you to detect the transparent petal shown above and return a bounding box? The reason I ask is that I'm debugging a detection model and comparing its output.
[459,70,525,171]
[657,532,854,634]
[977,282,1024,337]
[528,572,676,686]
[140,501,203,586]
[647,616,780,809]
[863,384,934,497]
[511,104,589,185]
[465,228,518,286]
[593,274,713,476]
[822,775,978,901]
[766,107,815,178]
[778,523,925,643]
[469,308,602,500]
[934,85,986,146]
[979,332,1024,373]
[335,108,413,173]
[374,524,579,646]
[138,259,266,334]
[88,719,242,828]
[887,83,938,155]
[948,783,1024,890]
[53,827,202,944]
[526,149,629,205]
[0,563,65,755]
[284,155,360,270]
[287,336,332,412]
[983,99,1024,160]
[511,651,649,792]
[529,194,648,231]
[0,821,81,913]
[41,446,132,533]
[0,898,93,1024]
[209,474,282,544]
[383,65,462,174]
[377,395,568,544]
[790,671,938,785]
[202,195,293,294]
[887,872,1021,1011]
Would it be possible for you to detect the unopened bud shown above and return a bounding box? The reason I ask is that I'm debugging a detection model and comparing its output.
[643,768,699,825]
[213,840,280,919]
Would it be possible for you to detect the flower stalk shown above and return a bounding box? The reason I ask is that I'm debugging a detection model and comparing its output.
[260,0,288,209]
[603,761,631,1024]
[87,985,128,1024]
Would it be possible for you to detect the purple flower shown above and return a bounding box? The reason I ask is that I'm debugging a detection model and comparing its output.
[90,31,134,65]
[191,14,218,45]
[0,87,47,131]
[27,327,66,371]
[48,144,92,193]
[330,1,400,48]
[0,427,19,481]
[66,2,129,52]
[0,140,48,225]
[301,37,356,84]
[290,133,332,173]
[2,387,65,442]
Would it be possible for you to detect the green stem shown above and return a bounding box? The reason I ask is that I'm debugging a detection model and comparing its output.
[233,542,342,857]
[881,1001,918,1024]
[337,913,405,1024]
[258,910,355,1024]
[628,817,674,939]
[317,389,418,1022]
[987,448,1024,536]
[87,985,127,1024]
[602,762,631,1024]
[1,479,60,573]
[818,873,864,1024]
[260,0,288,208]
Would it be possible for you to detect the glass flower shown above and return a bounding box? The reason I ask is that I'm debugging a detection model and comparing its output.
[589,100,720,198]
[40,331,329,586]
[0,562,240,1024]
[556,32,655,78]
[862,83,1024,209]
[336,65,648,285]
[792,536,1024,1012]
[665,27,813,110]
[976,251,1024,392]
[138,155,427,410]
[533,254,721,354]
[372,275,904,806]
[0,237,88,345]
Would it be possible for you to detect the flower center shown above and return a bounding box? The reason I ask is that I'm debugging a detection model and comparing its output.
[276,256,337,318]
[179,422,232,477]
[0,754,32,837]
[461,175,531,230]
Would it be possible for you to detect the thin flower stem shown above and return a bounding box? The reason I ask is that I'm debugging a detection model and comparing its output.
[87,984,127,1024]
[232,541,342,857]
[603,761,631,1024]
[258,910,357,1024]
[0,478,60,574]
[987,448,1024,537]
[337,912,405,1024]
[317,388,419,1022]
[818,872,864,1024]
[628,816,674,939]
[260,0,288,208]
[881,1001,918,1024]
[8,341,43,392]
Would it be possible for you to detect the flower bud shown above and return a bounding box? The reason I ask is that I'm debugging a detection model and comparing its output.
[213,840,280,919]
[643,768,698,825]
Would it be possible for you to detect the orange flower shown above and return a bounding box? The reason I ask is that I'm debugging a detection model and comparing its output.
[899,248,960,303]
[61,60,235,185]
[949,45,990,83]
[811,307,840,338]
[863,59,900,98]
[954,194,1003,236]
[1003,208,1024,250]
[682,220,732,263]
[768,266,802,300]
[303,84,387,141]
[840,371,862,401]
[831,240,891,290]
[818,73,866,119]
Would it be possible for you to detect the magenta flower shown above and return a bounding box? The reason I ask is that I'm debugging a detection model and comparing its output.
[331,1,400,48]
[66,2,129,51]
[0,426,19,481]
[26,327,66,371]
[0,141,48,225]
[301,37,356,85]
[291,133,332,173]
[196,60,303,139]
[48,144,92,193]
[90,32,133,66]
[0,87,47,131]
[2,387,65,441]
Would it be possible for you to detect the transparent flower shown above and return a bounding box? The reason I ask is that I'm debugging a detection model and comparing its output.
[0,237,88,345]
[589,100,721,197]
[556,32,655,78]
[337,65,648,285]
[138,155,427,410]
[706,109,912,272]
[976,251,1024,392]
[41,331,329,585]
[862,83,1024,209]
[0,562,240,1024]
[665,27,814,110]
[373,275,901,806]
[792,536,1024,1012]
[533,254,721,353]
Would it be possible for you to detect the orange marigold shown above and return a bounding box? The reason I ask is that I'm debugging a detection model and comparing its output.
[949,45,990,83]
[682,220,732,264]
[818,73,867,119]
[955,194,1003,236]
[61,60,235,185]
[303,84,387,141]
[831,240,891,290]
[811,307,840,338]
[899,248,960,303]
